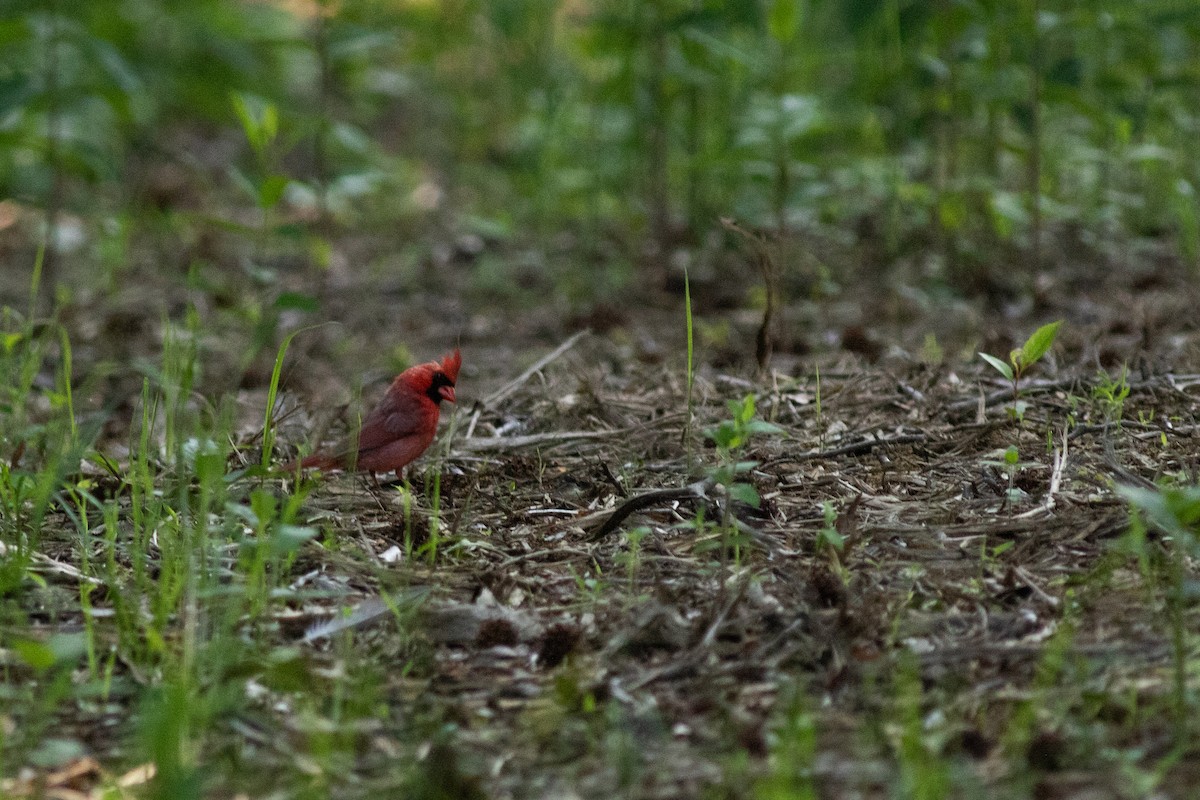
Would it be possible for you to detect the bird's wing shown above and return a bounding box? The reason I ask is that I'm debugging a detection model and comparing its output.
[354,388,429,454]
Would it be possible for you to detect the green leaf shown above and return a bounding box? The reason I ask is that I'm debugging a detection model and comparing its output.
[231,92,279,157]
[817,527,845,550]
[12,633,86,672]
[250,488,278,526]
[727,395,756,424]
[274,291,319,312]
[707,421,742,450]
[1118,484,1200,540]
[745,420,785,436]
[263,324,326,469]
[272,525,318,557]
[729,482,761,508]
[12,639,56,671]
[1017,320,1063,369]
[979,352,1014,381]
[0,74,32,116]
[257,175,290,209]
[261,650,313,692]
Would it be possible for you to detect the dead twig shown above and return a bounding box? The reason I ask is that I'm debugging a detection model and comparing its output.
[759,431,927,468]
[459,412,687,453]
[483,329,589,409]
[588,477,715,540]
[1012,566,1060,608]
[720,217,778,373]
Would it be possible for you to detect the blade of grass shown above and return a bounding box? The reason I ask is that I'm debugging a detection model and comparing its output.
[683,264,695,466]
[261,324,326,469]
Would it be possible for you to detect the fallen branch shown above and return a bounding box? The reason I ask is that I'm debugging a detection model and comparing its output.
[759,431,927,467]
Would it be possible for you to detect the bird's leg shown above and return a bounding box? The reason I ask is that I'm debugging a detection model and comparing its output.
[377,469,405,489]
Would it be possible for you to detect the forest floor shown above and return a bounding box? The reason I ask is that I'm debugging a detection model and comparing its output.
[4,225,1200,799]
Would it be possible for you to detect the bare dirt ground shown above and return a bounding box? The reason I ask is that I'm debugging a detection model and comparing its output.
[9,229,1200,798]
[251,241,1200,797]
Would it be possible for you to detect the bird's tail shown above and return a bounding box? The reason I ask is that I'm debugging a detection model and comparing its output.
[281,452,342,472]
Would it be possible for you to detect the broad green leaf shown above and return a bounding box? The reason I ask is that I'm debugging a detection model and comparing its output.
[1018,321,1063,369]
[250,488,278,524]
[0,74,31,116]
[710,464,737,485]
[979,352,1014,381]
[745,420,785,436]
[231,92,279,157]
[12,639,56,671]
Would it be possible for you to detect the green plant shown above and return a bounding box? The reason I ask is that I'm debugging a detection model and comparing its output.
[891,653,951,800]
[702,394,783,562]
[1093,365,1131,425]
[980,444,1044,513]
[613,525,650,599]
[998,595,1089,778]
[816,501,846,580]
[569,564,608,611]
[979,320,1063,420]
[1116,482,1200,745]
[230,92,289,221]
[417,468,443,565]
[754,681,818,800]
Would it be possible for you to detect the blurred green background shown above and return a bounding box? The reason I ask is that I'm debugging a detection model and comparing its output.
[2,0,1197,314]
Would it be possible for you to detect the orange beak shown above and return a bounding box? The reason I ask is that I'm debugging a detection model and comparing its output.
[439,385,456,403]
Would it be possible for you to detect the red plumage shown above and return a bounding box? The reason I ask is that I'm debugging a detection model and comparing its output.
[286,348,461,476]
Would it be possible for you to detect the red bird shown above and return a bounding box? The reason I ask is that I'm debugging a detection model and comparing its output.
[286,349,461,476]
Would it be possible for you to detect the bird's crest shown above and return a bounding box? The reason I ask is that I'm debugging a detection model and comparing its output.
[440,348,462,383]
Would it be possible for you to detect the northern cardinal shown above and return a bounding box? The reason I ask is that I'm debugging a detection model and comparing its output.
[286,348,461,476]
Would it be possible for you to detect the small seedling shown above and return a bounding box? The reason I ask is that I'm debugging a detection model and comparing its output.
[705,394,783,508]
[614,526,650,597]
[981,445,1035,509]
[816,501,844,553]
[979,320,1062,420]
[816,501,847,580]
[702,394,784,561]
[1092,364,1130,425]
